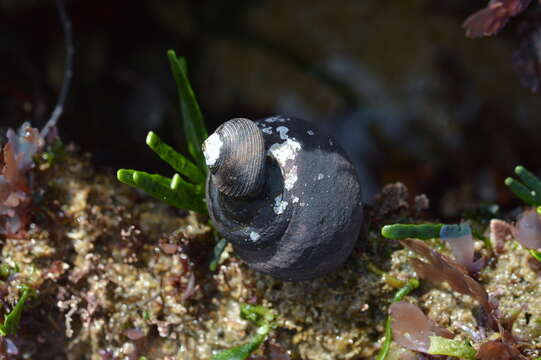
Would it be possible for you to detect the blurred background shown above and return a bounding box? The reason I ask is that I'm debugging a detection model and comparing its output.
[2,0,541,218]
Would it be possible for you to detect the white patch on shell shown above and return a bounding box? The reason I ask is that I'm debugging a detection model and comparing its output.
[202,133,223,167]
[284,165,298,190]
[249,231,261,241]
[268,139,301,190]
[329,138,334,146]
[307,130,315,135]
[276,126,289,140]
[273,195,288,215]
[317,173,324,180]
[265,116,287,123]
[261,127,273,134]
[292,196,299,203]
[268,139,301,165]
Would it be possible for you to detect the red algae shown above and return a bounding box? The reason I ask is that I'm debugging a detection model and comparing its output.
[464,0,532,38]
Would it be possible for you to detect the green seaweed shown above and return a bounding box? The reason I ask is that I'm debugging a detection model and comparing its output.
[381,223,443,240]
[427,337,476,360]
[118,170,206,213]
[167,50,208,171]
[117,50,208,213]
[505,165,541,206]
[529,249,541,263]
[505,166,541,263]
[209,238,228,271]
[0,285,30,336]
[381,223,489,249]
[375,278,420,360]
[364,260,406,288]
[211,304,276,360]
[146,131,205,184]
[0,262,19,280]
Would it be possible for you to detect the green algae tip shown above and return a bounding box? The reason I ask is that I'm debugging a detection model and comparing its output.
[381,223,443,240]
[117,169,137,187]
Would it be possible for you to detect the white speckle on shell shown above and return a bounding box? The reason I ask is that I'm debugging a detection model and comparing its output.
[268,138,301,165]
[292,196,299,203]
[265,116,287,123]
[202,133,223,167]
[329,138,334,146]
[268,139,301,191]
[317,173,325,180]
[261,127,273,134]
[276,126,289,140]
[307,130,315,135]
[284,165,298,190]
[273,195,288,215]
[249,231,261,241]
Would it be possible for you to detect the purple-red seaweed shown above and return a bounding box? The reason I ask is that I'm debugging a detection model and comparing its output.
[0,123,44,235]
[463,0,533,38]
[389,301,453,353]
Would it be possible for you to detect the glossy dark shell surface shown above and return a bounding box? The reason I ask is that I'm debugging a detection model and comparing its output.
[206,116,363,281]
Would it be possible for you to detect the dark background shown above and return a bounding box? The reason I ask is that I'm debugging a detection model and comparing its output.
[3,0,541,217]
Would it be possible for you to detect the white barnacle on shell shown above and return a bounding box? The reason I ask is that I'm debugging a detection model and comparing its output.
[273,195,288,215]
[202,133,223,167]
[307,130,315,136]
[249,231,261,241]
[284,165,298,190]
[268,138,301,190]
[268,138,301,165]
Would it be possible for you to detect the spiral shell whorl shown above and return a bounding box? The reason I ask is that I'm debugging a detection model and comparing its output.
[206,116,363,281]
[203,118,266,198]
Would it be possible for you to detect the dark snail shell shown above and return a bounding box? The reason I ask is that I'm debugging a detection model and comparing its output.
[204,116,363,281]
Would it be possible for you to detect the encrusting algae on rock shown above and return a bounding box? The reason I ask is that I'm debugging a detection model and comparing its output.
[0,146,396,359]
[3,144,541,359]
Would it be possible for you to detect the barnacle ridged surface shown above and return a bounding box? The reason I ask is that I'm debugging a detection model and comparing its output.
[205,118,266,198]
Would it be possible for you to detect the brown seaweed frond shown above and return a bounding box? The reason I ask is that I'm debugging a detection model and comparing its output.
[400,238,496,324]
[477,340,528,360]
[394,238,530,359]
[389,301,454,353]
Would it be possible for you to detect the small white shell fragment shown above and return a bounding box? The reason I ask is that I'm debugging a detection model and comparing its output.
[249,231,261,241]
[202,133,223,167]
[292,196,299,203]
[317,173,324,180]
[307,130,315,135]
